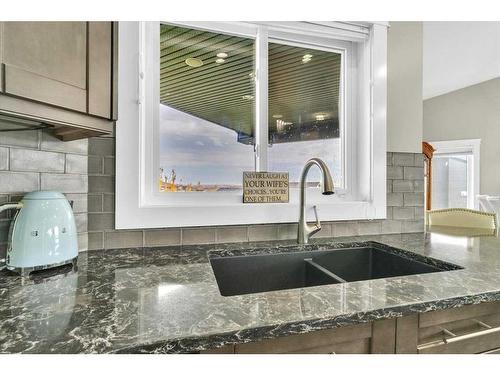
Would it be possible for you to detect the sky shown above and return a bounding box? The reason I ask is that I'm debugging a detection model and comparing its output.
[159,104,342,186]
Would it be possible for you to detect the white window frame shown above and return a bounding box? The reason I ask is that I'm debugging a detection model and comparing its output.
[430,139,481,209]
[116,21,387,229]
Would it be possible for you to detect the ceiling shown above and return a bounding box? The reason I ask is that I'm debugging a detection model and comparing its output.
[160,24,340,144]
[423,21,500,100]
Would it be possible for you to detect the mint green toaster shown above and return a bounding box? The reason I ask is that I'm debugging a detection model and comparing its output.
[0,191,78,275]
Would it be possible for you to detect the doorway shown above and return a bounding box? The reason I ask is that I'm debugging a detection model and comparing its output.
[425,139,480,210]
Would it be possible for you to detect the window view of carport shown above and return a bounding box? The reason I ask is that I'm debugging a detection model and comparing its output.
[157,23,342,193]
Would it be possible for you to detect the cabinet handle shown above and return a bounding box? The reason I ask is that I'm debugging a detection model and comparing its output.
[417,321,500,351]
[443,325,500,344]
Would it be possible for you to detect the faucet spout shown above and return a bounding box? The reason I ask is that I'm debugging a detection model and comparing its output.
[298,158,335,244]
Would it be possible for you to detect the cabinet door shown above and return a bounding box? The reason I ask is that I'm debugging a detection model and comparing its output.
[1,22,88,112]
[88,22,113,119]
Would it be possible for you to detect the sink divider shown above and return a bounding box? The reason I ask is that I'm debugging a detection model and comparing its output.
[304,258,347,284]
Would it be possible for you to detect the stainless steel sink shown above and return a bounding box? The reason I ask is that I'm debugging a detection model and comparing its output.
[209,242,462,296]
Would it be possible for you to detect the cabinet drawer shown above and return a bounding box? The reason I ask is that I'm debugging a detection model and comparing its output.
[203,323,373,354]
[235,324,372,354]
[417,301,500,354]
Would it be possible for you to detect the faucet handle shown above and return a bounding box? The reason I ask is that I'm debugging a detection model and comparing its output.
[312,205,321,230]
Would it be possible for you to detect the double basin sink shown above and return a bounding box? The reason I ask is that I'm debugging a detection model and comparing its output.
[209,242,462,296]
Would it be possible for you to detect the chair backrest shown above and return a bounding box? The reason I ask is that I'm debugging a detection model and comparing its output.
[426,208,498,230]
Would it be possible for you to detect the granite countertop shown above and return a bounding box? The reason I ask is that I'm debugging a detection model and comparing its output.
[1,230,500,353]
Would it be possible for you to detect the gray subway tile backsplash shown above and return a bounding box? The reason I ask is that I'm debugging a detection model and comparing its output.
[182,227,217,245]
[387,192,404,207]
[0,171,40,193]
[403,166,424,180]
[88,137,115,156]
[414,207,425,219]
[381,220,403,234]
[87,231,104,251]
[414,154,424,167]
[0,130,39,149]
[102,194,115,212]
[103,157,115,175]
[392,207,415,220]
[403,192,425,207]
[88,212,115,231]
[248,224,279,241]
[144,228,182,247]
[41,174,88,194]
[104,230,143,249]
[83,138,424,249]
[88,156,103,174]
[0,147,9,170]
[0,125,425,252]
[88,194,103,213]
[216,226,248,243]
[358,221,383,236]
[65,154,88,174]
[387,166,404,179]
[413,179,425,192]
[402,220,425,233]
[9,148,65,173]
[88,175,114,193]
[393,153,415,166]
[332,222,359,237]
[392,180,414,193]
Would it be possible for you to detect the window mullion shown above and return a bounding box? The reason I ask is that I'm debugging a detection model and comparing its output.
[255,26,269,172]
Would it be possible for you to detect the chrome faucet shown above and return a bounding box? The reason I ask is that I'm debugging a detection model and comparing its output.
[298,158,335,244]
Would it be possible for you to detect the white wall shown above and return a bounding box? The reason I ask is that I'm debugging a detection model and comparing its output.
[387,22,423,153]
[423,78,500,195]
[423,22,500,99]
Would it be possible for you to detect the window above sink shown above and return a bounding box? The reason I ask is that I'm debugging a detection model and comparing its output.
[116,22,388,229]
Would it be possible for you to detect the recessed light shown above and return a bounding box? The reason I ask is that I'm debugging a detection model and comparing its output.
[185,57,203,67]
[242,95,254,100]
[302,54,313,64]
[215,58,225,64]
[272,114,283,119]
[315,114,326,121]
[216,52,228,58]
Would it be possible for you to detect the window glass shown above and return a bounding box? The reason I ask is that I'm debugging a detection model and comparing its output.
[432,153,472,209]
[158,24,255,192]
[267,42,343,188]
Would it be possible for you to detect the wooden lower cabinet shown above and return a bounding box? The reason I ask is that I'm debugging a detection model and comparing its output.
[204,320,396,354]
[204,301,500,354]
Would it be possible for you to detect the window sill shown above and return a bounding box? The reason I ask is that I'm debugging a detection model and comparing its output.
[116,199,386,229]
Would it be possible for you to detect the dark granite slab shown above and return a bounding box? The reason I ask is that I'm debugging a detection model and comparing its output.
[1,231,500,353]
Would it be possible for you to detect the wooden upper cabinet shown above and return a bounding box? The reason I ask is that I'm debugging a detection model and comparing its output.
[0,21,117,140]
[88,22,114,119]
[2,22,88,112]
